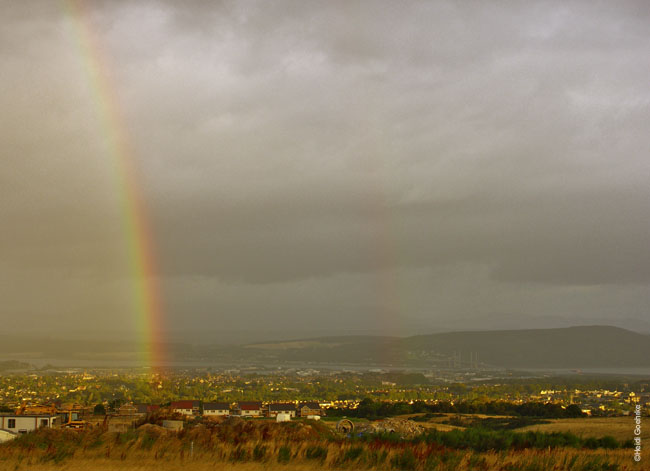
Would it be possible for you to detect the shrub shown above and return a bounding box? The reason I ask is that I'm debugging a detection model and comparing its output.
[277,445,291,463]
[597,436,619,449]
[252,444,267,461]
[391,449,416,470]
[467,453,489,470]
[87,437,104,449]
[229,446,249,462]
[578,456,620,471]
[440,451,463,469]
[343,446,364,462]
[40,444,74,464]
[116,429,138,445]
[423,454,441,470]
[139,433,157,450]
[305,445,327,461]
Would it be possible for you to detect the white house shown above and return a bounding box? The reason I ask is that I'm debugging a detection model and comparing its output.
[233,402,263,417]
[267,403,296,418]
[0,414,59,434]
[170,400,201,416]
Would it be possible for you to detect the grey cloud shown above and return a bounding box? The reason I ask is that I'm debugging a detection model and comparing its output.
[1,0,648,337]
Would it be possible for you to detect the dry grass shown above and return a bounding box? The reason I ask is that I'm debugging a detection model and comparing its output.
[399,412,648,442]
[518,417,650,442]
[3,461,324,470]
[2,449,643,471]
[0,419,644,470]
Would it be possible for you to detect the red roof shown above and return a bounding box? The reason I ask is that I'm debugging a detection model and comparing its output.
[238,401,262,410]
[171,401,197,409]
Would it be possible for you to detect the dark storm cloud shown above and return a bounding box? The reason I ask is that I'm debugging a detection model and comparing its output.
[1,0,648,337]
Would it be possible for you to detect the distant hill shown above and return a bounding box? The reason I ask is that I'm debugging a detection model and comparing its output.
[403,325,650,368]
[0,360,33,372]
[1,326,649,370]
[239,326,650,369]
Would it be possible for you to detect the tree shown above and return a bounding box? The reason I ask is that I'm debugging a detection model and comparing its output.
[108,399,123,411]
[94,403,106,415]
[565,404,584,418]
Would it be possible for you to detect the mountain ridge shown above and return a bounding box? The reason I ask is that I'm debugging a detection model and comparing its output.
[1,325,648,369]
[240,325,650,368]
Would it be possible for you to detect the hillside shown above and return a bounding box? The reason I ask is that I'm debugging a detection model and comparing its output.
[403,325,650,368]
[240,326,650,369]
[0,417,635,471]
[2,326,649,370]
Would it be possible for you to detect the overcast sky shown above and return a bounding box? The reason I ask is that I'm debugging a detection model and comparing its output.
[1,0,649,343]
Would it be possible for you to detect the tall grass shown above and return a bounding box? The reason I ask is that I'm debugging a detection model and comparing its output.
[0,421,639,470]
[355,427,627,452]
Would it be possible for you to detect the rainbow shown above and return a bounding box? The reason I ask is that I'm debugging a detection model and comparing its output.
[62,0,167,368]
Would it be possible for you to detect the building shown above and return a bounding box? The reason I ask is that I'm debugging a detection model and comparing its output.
[171,400,201,416]
[267,403,296,418]
[233,402,263,417]
[108,423,130,433]
[162,420,183,431]
[0,429,16,443]
[118,404,138,416]
[135,404,160,415]
[203,402,230,416]
[0,414,59,434]
[298,402,322,417]
[276,413,292,422]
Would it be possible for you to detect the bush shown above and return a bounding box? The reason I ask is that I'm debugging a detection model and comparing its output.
[468,453,489,470]
[413,427,618,452]
[578,456,620,471]
[116,429,138,445]
[253,444,267,461]
[40,444,74,464]
[139,433,157,450]
[343,446,364,462]
[390,449,416,470]
[229,446,249,462]
[597,436,620,450]
[305,445,327,461]
[277,445,291,463]
[367,449,389,467]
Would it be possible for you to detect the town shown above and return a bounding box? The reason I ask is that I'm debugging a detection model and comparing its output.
[1,366,648,438]
[0,398,324,438]
[1,366,647,470]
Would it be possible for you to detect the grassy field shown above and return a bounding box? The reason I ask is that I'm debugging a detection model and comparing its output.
[0,418,644,470]
[1,449,642,471]
[394,413,647,442]
[518,417,649,442]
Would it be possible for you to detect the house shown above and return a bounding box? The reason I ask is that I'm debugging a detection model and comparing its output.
[0,414,59,434]
[203,402,230,416]
[118,404,138,416]
[233,402,263,417]
[171,400,201,416]
[298,402,322,417]
[267,403,296,418]
[135,404,160,415]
